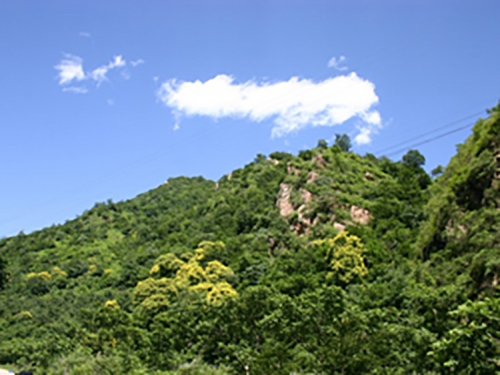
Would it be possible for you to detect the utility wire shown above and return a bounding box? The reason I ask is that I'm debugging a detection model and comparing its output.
[381,122,475,158]
[374,110,485,155]
[0,108,487,235]
[2,34,479,235]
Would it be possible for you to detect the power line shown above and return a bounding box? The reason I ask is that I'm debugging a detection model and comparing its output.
[381,122,475,158]
[0,108,487,236]
[374,109,485,155]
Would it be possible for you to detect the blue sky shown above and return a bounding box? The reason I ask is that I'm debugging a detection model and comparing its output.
[1,1,499,237]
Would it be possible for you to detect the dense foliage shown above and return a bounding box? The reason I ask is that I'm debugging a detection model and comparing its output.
[1,104,499,374]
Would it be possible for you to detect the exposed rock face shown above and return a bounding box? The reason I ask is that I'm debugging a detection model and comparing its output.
[334,222,346,232]
[293,189,315,234]
[214,182,219,191]
[268,158,280,165]
[312,153,327,167]
[227,172,232,181]
[307,171,319,184]
[276,183,294,216]
[350,205,370,225]
[445,219,467,239]
[291,221,310,235]
[297,205,311,225]
[277,184,316,234]
[299,188,313,204]
[286,162,300,176]
[364,172,374,181]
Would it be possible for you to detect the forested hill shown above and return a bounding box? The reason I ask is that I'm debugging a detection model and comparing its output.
[1,104,499,374]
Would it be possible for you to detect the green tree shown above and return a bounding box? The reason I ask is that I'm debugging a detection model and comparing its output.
[431,165,444,177]
[430,298,500,373]
[334,133,352,152]
[402,149,425,168]
[317,139,328,149]
[0,256,7,290]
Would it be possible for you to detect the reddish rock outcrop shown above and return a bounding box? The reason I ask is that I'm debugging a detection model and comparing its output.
[306,171,319,184]
[286,162,300,176]
[276,183,294,217]
[312,153,327,167]
[299,188,313,204]
[334,222,346,232]
[350,205,370,225]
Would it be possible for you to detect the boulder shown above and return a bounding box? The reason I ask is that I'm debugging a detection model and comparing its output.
[312,153,327,167]
[276,183,294,216]
[299,188,313,204]
[286,162,300,176]
[350,205,370,225]
[334,222,346,232]
[306,171,319,183]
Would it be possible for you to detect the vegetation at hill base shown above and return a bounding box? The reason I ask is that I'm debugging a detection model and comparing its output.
[1,103,499,374]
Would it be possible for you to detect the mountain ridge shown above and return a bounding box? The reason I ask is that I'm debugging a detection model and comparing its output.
[1,105,499,373]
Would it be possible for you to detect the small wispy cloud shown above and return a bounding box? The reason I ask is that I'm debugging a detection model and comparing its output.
[79,32,91,38]
[89,55,126,86]
[62,86,88,94]
[131,59,145,67]
[354,126,375,146]
[158,73,381,143]
[328,55,348,71]
[55,54,138,93]
[54,54,86,85]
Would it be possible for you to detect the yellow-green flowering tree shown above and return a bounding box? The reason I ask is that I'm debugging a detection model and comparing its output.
[311,232,368,284]
[134,241,237,312]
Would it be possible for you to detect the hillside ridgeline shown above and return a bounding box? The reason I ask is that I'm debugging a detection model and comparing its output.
[1,104,499,374]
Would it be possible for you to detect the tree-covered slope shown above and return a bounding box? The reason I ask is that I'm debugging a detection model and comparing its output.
[0,107,499,374]
[419,103,500,296]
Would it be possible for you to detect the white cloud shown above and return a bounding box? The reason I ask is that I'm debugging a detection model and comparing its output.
[55,54,133,92]
[54,54,86,85]
[158,73,381,140]
[88,66,108,85]
[131,59,145,67]
[107,99,115,106]
[79,32,91,38]
[354,126,374,146]
[109,55,126,68]
[328,55,348,71]
[89,55,126,85]
[352,112,384,145]
[62,86,88,94]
